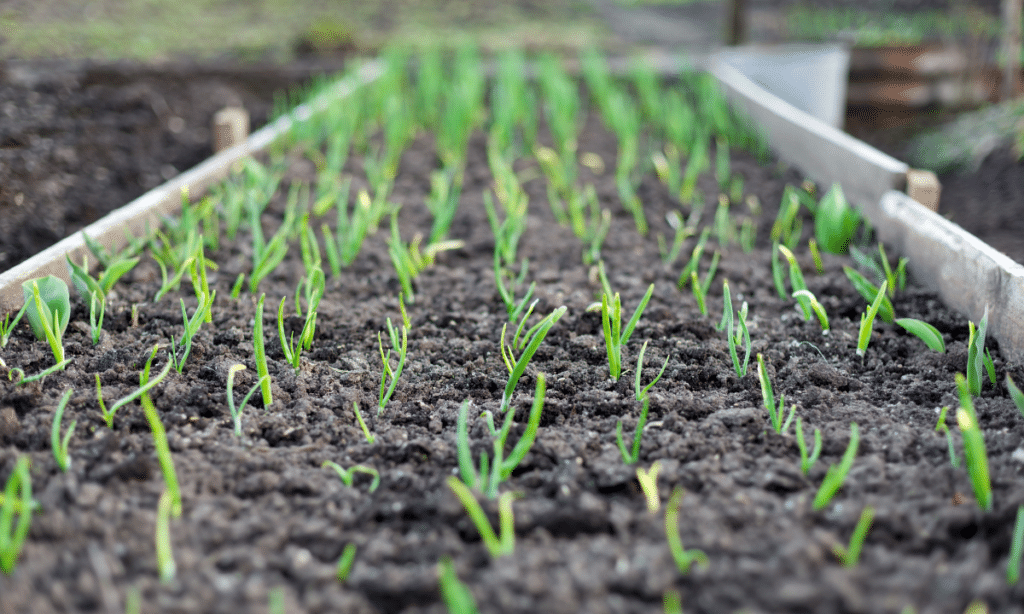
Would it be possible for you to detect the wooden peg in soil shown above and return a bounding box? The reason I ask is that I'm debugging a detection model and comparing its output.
[906,168,941,212]
[212,106,250,152]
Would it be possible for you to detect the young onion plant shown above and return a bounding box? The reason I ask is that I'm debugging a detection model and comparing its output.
[955,373,993,511]
[22,276,70,367]
[0,455,33,575]
[717,280,752,377]
[813,422,860,510]
[757,353,795,434]
[500,307,566,413]
[600,283,655,381]
[378,294,410,414]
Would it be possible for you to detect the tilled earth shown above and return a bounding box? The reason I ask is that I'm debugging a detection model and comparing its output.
[1,103,1024,613]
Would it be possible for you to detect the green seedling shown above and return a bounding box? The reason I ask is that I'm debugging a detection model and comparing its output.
[832,505,874,568]
[322,461,380,493]
[336,543,357,583]
[777,245,813,321]
[0,455,32,575]
[771,241,787,299]
[230,273,245,300]
[170,291,215,373]
[447,477,518,558]
[51,388,76,473]
[935,406,961,468]
[739,217,756,253]
[635,340,670,401]
[808,238,824,273]
[0,306,27,347]
[67,252,139,299]
[665,487,709,574]
[636,461,662,513]
[601,284,654,381]
[277,269,324,373]
[757,353,795,434]
[1008,375,1024,418]
[617,396,652,465]
[500,307,565,413]
[7,359,73,386]
[82,229,147,271]
[1009,506,1024,585]
[955,373,992,511]
[677,227,711,289]
[844,267,895,323]
[689,250,721,316]
[150,235,197,303]
[378,296,410,414]
[96,344,173,428]
[717,280,752,377]
[793,290,829,331]
[815,183,860,254]
[253,294,273,408]
[966,307,990,397]
[877,243,908,297]
[459,376,546,498]
[813,422,860,510]
[155,490,176,584]
[895,318,945,353]
[771,185,804,250]
[856,280,888,358]
[387,214,464,303]
[226,365,265,437]
[352,401,375,444]
[657,211,693,265]
[663,590,683,614]
[438,557,480,614]
[22,276,70,366]
[795,417,822,475]
[138,347,181,516]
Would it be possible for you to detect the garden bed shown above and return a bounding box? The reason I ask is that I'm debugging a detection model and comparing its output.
[2,51,1024,614]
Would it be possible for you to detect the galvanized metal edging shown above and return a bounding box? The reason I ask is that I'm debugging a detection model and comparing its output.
[0,60,382,313]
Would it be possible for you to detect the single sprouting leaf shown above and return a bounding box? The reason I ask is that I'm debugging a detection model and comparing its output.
[843,266,895,323]
[21,276,70,340]
[895,318,946,353]
[815,184,861,254]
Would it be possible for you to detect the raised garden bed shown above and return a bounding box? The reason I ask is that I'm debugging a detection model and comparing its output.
[2,50,1024,613]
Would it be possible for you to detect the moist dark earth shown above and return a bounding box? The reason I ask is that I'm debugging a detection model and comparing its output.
[2,75,1024,614]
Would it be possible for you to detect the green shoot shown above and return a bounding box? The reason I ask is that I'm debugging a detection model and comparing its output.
[277,268,324,373]
[0,455,32,575]
[352,401,375,444]
[966,307,990,397]
[616,396,651,464]
[601,284,655,381]
[809,238,824,273]
[677,227,711,289]
[814,183,860,254]
[795,417,822,475]
[955,373,992,511]
[663,590,683,614]
[155,490,176,584]
[446,477,517,558]
[322,461,380,493]
[689,250,721,317]
[96,344,173,428]
[7,359,73,386]
[1008,375,1024,418]
[0,304,27,347]
[139,348,181,516]
[757,353,795,433]
[895,318,946,353]
[226,365,265,437]
[844,267,895,323]
[856,280,888,358]
[832,505,874,567]
[438,557,480,614]
[636,461,662,513]
[634,340,670,401]
[378,297,410,414]
[771,241,787,299]
[1008,506,1024,585]
[170,291,215,373]
[777,245,812,320]
[22,276,70,366]
[230,273,245,300]
[792,290,829,331]
[336,543,357,583]
[813,422,860,510]
[665,487,709,574]
[935,406,960,468]
[253,294,273,409]
[877,243,908,298]
[716,280,751,377]
[500,307,565,413]
[657,211,693,265]
[51,388,76,473]
[739,217,756,253]
[87,292,105,345]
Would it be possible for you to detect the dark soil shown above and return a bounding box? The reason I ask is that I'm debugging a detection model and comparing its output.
[0,60,345,274]
[2,96,1024,614]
